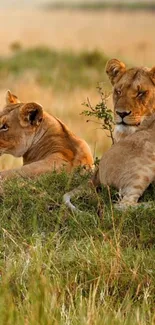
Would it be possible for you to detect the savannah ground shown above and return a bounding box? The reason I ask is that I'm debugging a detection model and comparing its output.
[0,1,155,324]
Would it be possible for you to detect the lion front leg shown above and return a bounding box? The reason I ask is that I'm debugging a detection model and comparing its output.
[115,178,152,210]
[115,193,140,210]
[0,156,71,181]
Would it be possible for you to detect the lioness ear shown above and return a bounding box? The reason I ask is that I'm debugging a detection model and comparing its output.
[106,59,126,85]
[19,102,43,127]
[149,67,155,84]
[6,90,20,104]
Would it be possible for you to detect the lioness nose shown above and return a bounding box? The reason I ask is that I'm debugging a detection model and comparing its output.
[116,111,131,119]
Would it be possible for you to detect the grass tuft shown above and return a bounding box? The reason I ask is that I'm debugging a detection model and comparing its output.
[0,170,154,324]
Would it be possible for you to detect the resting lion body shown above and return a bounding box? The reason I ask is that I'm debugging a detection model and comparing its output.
[63,59,155,210]
[106,58,155,142]
[0,91,93,180]
[64,114,155,210]
[98,115,155,207]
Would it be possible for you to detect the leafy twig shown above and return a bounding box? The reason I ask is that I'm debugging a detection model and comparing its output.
[81,84,114,144]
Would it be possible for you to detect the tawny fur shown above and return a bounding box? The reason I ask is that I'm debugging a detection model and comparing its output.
[106,59,155,142]
[63,114,155,210]
[0,91,93,180]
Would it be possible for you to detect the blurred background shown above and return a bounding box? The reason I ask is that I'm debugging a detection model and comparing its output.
[0,0,155,169]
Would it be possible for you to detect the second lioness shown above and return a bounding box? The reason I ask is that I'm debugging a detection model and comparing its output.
[0,91,93,180]
[64,113,155,210]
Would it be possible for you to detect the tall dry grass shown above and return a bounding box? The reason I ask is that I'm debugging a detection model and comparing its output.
[0,9,154,65]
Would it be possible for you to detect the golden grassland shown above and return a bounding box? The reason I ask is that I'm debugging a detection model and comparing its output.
[0,9,154,65]
[0,8,154,170]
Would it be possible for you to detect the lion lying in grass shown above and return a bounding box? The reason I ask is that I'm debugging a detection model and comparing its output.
[63,113,155,210]
[0,91,93,180]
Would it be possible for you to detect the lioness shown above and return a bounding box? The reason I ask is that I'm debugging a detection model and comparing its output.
[63,113,155,210]
[106,59,155,142]
[0,91,93,180]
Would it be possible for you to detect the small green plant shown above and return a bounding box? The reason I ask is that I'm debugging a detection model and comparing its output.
[81,84,115,144]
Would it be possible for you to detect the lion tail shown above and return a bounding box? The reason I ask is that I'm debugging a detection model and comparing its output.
[63,185,86,212]
[63,167,100,212]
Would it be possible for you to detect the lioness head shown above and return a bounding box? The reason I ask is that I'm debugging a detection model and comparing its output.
[0,90,43,157]
[106,59,155,142]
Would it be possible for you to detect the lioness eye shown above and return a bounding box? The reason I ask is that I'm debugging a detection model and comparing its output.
[0,124,8,131]
[137,90,147,98]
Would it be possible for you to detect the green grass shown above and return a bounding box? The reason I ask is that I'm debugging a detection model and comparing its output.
[0,47,108,89]
[0,170,154,324]
[45,1,155,11]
